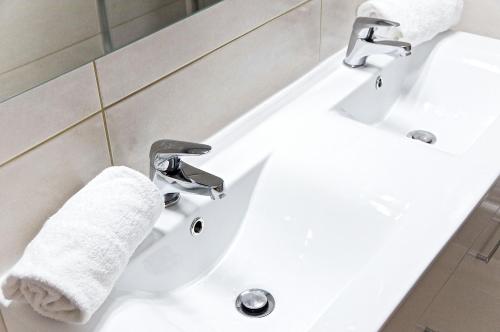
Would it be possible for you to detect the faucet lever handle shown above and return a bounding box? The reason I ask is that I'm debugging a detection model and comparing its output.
[353,17,400,39]
[150,139,211,175]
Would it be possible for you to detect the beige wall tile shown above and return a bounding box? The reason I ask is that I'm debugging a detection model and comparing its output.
[105,0,320,175]
[0,64,101,166]
[0,115,110,275]
[456,0,500,40]
[110,0,187,50]
[0,0,100,73]
[0,36,104,103]
[0,312,6,332]
[320,0,365,59]
[106,0,180,27]
[95,0,309,106]
[382,243,468,332]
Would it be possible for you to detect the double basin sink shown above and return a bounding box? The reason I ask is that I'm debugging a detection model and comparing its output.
[6,31,500,332]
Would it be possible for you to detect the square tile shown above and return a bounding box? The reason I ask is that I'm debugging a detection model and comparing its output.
[0,114,110,274]
[105,0,320,175]
[95,0,309,106]
[0,64,101,165]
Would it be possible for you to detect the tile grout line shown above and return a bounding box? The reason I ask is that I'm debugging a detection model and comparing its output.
[101,0,313,110]
[0,0,177,79]
[0,111,102,168]
[0,0,312,170]
[93,62,115,165]
[0,33,103,79]
[2,0,239,102]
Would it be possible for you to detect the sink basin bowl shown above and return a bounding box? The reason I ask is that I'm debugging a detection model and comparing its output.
[4,31,500,332]
[335,32,500,155]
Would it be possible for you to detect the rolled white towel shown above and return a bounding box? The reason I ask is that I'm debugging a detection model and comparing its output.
[1,166,163,324]
[358,0,464,45]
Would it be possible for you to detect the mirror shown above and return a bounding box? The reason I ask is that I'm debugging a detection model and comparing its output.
[0,0,222,103]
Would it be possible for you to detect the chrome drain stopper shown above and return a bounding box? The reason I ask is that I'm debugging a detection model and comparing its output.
[407,130,437,144]
[235,289,275,318]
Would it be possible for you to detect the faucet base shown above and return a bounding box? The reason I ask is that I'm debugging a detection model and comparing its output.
[343,59,366,68]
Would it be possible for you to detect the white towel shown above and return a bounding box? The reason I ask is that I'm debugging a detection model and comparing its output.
[1,166,163,324]
[357,0,464,45]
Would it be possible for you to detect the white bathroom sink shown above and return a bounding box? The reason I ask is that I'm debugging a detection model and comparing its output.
[4,31,500,332]
[335,32,500,155]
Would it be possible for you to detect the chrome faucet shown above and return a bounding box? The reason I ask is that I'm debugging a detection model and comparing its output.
[149,139,225,207]
[344,17,412,68]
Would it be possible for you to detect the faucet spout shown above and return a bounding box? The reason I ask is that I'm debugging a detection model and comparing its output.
[344,17,412,68]
[371,40,412,57]
[149,139,225,207]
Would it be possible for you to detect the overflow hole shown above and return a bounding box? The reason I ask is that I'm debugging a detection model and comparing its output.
[190,217,204,236]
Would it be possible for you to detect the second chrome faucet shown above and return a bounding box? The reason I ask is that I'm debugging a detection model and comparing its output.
[149,139,225,207]
[344,17,412,68]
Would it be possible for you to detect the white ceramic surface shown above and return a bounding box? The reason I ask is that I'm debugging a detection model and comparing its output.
[336,32,500,155]
[4,31,500,332]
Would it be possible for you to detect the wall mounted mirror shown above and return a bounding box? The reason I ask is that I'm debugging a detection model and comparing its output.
[0,0,222,103]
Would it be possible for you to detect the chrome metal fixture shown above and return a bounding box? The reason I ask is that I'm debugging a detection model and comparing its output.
[235,289,275,318]
[407,130,437,144]
[190,217,204,236]
[344,17,412,68]
[375,75,383,89]
[149,139,225,207]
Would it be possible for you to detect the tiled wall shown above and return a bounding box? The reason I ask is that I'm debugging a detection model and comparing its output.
[0,0,319,276]
[0,0,214,103]
[0,0,499,329]
[105,0,207,50]
[0,0,104,102]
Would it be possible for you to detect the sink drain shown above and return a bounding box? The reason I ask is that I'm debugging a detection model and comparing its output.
[407,130,437,144]
[235,289,275,318]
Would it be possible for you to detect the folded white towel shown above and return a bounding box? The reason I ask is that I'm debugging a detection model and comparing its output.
[358,0,464,45]
[1,166,163,324]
